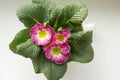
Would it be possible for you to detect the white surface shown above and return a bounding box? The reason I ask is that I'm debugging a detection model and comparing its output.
[0,0,120,80]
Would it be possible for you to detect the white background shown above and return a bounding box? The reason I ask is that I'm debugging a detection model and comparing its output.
[0,0,120,80]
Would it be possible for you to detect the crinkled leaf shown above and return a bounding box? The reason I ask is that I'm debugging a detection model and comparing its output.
[65,24,83,32]
[30,51,67,79]
[32,0,57,14]
[69,44,94,63]
[31,54,41,74]
[70,31,84,41]
[64,3,88,25]
[49,7,66,30]
[63,3,88,32]
[68,31,93,63]
[40,52,67,80]
[79,31,93,48]
[16,3,49,28]
[49,2,88,31]
[9,29,30,53]
[16,39,41,58]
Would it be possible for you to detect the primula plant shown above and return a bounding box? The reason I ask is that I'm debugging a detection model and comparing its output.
[9,0,94,80]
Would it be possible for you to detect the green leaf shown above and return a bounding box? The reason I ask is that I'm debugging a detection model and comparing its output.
[49,7,66,30]
[49,2,88,31]
[69,44,94,63]
[65,23,83,32]
[9,29,30,53]
[32,51,67,80]
[64,3,88,25]
[63,2,88,32]
[31,54,41,74]
[79,31,93,48]
[40,53,67,80]
[32,0,57,14]
[70,31,92,44]
[30,51,67,79]
[70,31,85,41]
[16,3,49,28]
[16,39,41,58]
[68,31,93,63]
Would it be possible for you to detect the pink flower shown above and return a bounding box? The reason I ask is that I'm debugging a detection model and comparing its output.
[42,42,52,52]
[30,24,54,45]
[45,43,70,64]
[53,29,71,44]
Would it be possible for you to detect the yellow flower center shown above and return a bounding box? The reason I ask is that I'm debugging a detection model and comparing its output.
[57,35,64,42]
[38,30,47,38]
[52,47,61,56]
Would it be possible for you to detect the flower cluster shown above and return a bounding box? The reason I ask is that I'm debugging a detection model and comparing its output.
[30,24,71,64]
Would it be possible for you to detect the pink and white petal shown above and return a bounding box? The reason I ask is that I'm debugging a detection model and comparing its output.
[30,28,39,37]
[30,24,45,44]
[39,30,52,45]
[30,24,54,45]
[45,52,53,61]
[45,46,57,62]
[45,43,70,64]
[52,54,67,64]
[46,25,54,35]
[62,29,71,39]
[31,30,51,45]
[53,29,71,45]
[60,38,67,44]
[30,24,44,34]
[31,34,41,45]
[60,44,70,57]
[53,34,64,44]
[57,41,65,44]
[44,27,53,37]
[38,39,50,45]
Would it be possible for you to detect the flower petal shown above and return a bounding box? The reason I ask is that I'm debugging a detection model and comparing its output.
[62,29,71,39]
[45,43,70,64]
[30,24,44,36]
[60,43,70,57]
[53,29,71,45]
[30,24,54,45]
[52,54,67,64]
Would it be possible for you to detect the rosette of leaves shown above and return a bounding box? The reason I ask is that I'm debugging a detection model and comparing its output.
[9,0,94,80]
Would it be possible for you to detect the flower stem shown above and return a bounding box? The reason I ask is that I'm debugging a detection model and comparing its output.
[30,17,40,24]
